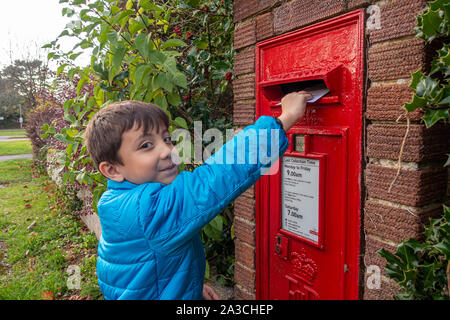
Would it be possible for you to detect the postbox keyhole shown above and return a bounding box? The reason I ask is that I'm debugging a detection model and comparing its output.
[276,236,282,254]
[274,234,289,260]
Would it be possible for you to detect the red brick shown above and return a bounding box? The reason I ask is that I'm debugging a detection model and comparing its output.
[273,0,346,35]
[241,185,255,199]
[272,1,291,35]
[234,284,255,300]
[367,123,450,163]
[235,239,255,269]
[233,101,256,126]
[233,75,255,101]
[366,84,422,121]
[365,164,448,207]
[363,272,400,300]
[364,200,443,243]
[234,195,255,222]
[364,236,398,276]
[347,0,377,10]
[234,19,257,50]
[234,217,256,245]
[234,47,255,76]
[233,0,259,23]
[234,262,256,292]
[256,12,274,41]
[363,236,400,299]
[258,0,280,12]
[368,38,426,81]
[368,0,427,44]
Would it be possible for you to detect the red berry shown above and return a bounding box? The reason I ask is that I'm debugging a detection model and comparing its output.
[225,72,232,82]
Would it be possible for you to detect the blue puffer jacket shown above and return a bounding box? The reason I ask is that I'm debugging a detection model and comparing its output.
[96,116,288,299]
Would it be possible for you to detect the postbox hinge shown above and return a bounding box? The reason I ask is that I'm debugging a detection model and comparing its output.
[344,264,349,273]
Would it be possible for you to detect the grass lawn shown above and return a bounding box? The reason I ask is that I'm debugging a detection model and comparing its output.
[0,159,33,185]
[0,159,102,300]
[0,129,26,137]
[0,140,32,156]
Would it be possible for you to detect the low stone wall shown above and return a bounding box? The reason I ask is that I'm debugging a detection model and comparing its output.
[46,149,102,240]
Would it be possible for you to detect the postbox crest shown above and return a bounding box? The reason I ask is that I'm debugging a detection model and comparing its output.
[290,249,318,284]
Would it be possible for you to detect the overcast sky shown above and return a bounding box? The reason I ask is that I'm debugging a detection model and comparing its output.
[0,0,90,69]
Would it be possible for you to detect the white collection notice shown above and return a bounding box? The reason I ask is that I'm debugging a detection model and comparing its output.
[281,156,320,244]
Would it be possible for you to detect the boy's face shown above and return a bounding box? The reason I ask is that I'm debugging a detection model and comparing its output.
[110,123,179,185]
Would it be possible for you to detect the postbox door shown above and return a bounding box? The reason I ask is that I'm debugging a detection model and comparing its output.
[267,128,348,300]
[255,10,364,300]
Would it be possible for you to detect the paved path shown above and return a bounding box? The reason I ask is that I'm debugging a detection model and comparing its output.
[0,154,33,161]
[0,136,28,142]
[0,137,32,161]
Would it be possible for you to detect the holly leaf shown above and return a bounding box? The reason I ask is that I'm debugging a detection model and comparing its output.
[409,69,424,90]
[404,94,427,112]
[423,108,449,128]
[444,155,450,167]
[420,8,442,41]
[434,241,450,259]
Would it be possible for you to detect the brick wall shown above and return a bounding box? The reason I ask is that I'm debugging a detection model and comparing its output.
[232,0,449,300]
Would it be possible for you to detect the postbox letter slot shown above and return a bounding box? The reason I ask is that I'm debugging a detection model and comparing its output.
[260,64,342,107]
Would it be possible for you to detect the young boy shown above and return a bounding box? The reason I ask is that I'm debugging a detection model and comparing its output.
[84,91,312,300]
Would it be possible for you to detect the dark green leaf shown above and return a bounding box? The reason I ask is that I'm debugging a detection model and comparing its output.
[404,94,427,112]
[423,108,449,127]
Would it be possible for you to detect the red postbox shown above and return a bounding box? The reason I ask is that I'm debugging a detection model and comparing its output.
[255,10,364,300]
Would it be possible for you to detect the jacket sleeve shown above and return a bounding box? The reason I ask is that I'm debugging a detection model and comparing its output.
[138,115,289,254]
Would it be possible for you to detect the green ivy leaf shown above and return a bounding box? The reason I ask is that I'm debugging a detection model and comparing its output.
[162,38,187,49]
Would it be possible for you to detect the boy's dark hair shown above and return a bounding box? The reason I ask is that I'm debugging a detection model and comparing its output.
[84,100,169,169]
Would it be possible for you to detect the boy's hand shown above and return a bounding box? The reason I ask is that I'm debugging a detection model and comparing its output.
[203,284,219,300]
[278,91,313,131]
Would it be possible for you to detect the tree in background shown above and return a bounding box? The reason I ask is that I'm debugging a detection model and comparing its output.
[1,60,51,113]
